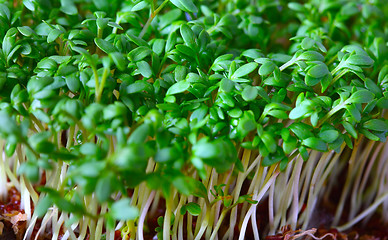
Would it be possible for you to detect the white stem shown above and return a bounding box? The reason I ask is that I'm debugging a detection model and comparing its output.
[194,204,211,240]
[34,209,55,240]
[251,206,260,240]
[24,215,38,240]
[95,203,108,240]
[107,227,115,240]
[163,191,174,240]
[268,182,275,235]
[0,141,7,201]
[239,155,262,226]
[20,177,32,222]
[349,141,374,219]
[290,157,303,229]
[150,190,161,216]
[302,151,332,229]
[333,139,362,226]
[89,194,98,240]
[178,212,184,240]
[172,195,187,240]
[209,210,227,240]
[52,212,66,240]
[61,213,78,240]
[358,143,383,207]
[238,171,279,240]
[273,154,302,232]
[78,215,88,240]
[298,154,315,212]
[336,191,388,232]
[51,204,59,240]
[137,191,156,240]
[186,195,194,240]
[4,155,20,190]
[228,150,251,240]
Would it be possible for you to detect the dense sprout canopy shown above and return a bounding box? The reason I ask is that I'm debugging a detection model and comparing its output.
[0,0,387,239]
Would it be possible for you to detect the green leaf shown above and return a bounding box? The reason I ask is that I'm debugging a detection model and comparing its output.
[136,61,153,78]
[289,123,314,139]
[35,196,53,217]
[299,51,324,61]
[47,29,62,43]
[302,137,327,152]
[180,24,195,47]
[304,74,321,86]
[152,39,165,55]
[299,146,309,161]
[185,202,201,216]
[96,173,115,202]
[126,33,149,47]
[348,90,375,103]
[175,65,186,81]
[283,137,297,155]
[110,198,139,220]
[128,46,152,62]
[96,18,109,30]
[347,54,374,67]
[318,130,339,143]
[342,122,358,139]
[193,142,217,159]
[220,78,234,92]
[377,97,388,109]
[259,61,276,76]
[363,119,388,132]
[23,0,35,11]
[110,52,127,71]
[170,0,198,13]
[261,133,277,153]
[108,22,123,30]
[173,176,196,195]
[228,108,242,118]
[288,2,304,11]
[17,26,34,36]
[231,62,258,79]
[128,124,150,144]
[60,0,78,15]
[0,3,11,20]
[176,44,195,56]
[267,110,288,119]
[165,32,177,52]
[359,129,380,141]
[155,147,178,163]
[301,37,315,50]
[127,81,152,94]
[95,38,117,53]
[166,80,190,95]
[365,79,382,97]
[321,74,332,92]
[18,161,39,183]
[0,111,21,137]
[289,101,313,119]
[131,1,148,11]
[80,142,100,156]
[262,151,284,166]
[242,86,258,101]
[308,63,329,78]
[114,145,148,171]
[346,104,361,122]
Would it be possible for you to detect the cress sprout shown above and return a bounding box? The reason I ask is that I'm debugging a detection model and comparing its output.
[0,0,387,239]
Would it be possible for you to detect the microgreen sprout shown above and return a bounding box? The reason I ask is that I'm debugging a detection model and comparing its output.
[0,0,387,239]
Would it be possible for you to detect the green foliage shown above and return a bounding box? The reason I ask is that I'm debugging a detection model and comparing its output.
[0,0,387,238]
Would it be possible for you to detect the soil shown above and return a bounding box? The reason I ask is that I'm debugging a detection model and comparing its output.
[0,221,16,240]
